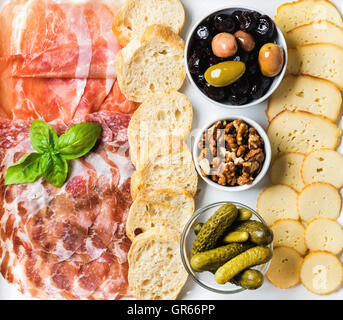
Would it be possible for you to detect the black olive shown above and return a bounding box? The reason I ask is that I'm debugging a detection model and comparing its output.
[255,15,275,41]
[188,51,207,74]
[195,25,211,41]
[229,94,249,105]
[213,14,236,33]
[232,10,243,27]
[204,84,227,101]
[250,76,272,99]
[208,55,221,66]
[230,75,250,96]
[238,11,257,32]
[231,50,249,64]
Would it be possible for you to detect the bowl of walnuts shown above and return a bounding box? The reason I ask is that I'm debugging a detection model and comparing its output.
[193,116,271,191]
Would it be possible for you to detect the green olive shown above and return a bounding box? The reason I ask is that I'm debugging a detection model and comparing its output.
[204,61,246,87]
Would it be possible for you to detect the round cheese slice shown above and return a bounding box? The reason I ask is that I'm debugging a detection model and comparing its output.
[266,246,303,289]
[297,183,341,223]
[257,185,298,226]
[305,218,343,255]
[271,219,307,256]
[300,251,343,295]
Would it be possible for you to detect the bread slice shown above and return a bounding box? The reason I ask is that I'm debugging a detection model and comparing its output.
[305,218,343,254]
[267,75,342,122]
[266,246,303,289]
[286,44,343,90]
[297,182,341,223]
[267,111,341,158]
[113,0,185,47]
[271,219,307,256]
[115,24,185,102]
[270,153,305,192]
[300,251,343,295]
[275,0,343,33]
[286,20,343,48]
[126,188,194,240]
[257,185,299,226]
[301,149,343,188]
[128,226,188,300]
[128,92,193,168]
[130,144,198,199]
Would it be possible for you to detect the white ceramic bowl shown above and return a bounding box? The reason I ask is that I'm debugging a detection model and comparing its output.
[185,5,288,109]
[193,116,271,192]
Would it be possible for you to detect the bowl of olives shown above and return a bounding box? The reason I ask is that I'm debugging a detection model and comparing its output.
[185,6,287,108]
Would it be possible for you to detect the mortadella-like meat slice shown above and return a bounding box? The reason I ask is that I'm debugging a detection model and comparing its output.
[0,111,133,300]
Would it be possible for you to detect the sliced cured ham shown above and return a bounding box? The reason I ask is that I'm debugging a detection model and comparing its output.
[0,111,134,300]
[0,0,134,122]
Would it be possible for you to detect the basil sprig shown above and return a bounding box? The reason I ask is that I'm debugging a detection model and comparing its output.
[5,120,101,187]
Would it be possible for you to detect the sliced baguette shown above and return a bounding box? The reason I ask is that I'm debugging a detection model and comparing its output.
[286,20,343,48]
[275,0,343,33]
[130,144,198,199]
[267,111,341,158]
[113,0,185,47]
[115,24,185,102]
[286,44,343,90]
[128,226,188,300]
[270,152,305,192]
[126,188,194,241]
[267,75,342,122]
[301,149,343,188]
[128,92,193,168]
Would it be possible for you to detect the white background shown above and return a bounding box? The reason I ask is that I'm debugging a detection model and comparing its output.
[0,0,342,300]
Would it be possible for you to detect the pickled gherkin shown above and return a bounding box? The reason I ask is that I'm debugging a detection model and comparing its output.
[230,220,273,245]
[215,246,272,284]
[204,61,246,87]
[231,269,264,290]
[191,203,238,256]
[191,242,254,272]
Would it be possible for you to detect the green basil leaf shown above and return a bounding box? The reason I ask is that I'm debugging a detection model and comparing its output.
[5,153,42,185]
[57,122,101,160]
[40,153,68,188]
[30,119,58,153]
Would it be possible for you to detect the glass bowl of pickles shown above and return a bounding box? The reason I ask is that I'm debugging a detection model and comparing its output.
[180,201,273,294]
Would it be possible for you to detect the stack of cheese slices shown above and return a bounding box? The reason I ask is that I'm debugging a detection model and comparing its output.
[258,0,343,295]
[113,0,197,300]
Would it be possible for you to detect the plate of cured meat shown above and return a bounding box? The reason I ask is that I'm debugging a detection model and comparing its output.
[0,0,343,301]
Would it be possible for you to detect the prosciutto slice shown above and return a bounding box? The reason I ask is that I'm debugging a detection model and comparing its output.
[0,0,131,122]
[0,111,134,300]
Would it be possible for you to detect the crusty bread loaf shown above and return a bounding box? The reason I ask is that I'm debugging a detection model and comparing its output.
[257,185,299,226]
[286,21,343,48]
[113,0,185,47]
[271,219,307,256]
[267,111,341,158]
[128,226,188,300]
[130,144,198,199]
[300,251,343,295]
[267,75,342,122]
[266,246,303,289]
[115,24,185,102]
[128,92,193,168]
[275,0,343,33]
[297,182,341,223]
[126,188,194,240]
[286,44,343,90]
[270,153,305,192]
[301,149,343,188]
[305,218,343,254]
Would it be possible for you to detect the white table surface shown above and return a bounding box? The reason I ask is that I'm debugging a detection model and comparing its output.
[0,0,342,300]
